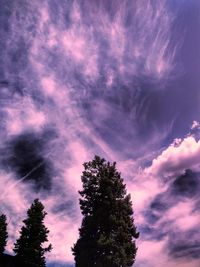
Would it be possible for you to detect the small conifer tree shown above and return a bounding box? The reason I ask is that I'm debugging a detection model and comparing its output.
[0,214,8,254]
[13,199,52,267]
[72,155,139,267]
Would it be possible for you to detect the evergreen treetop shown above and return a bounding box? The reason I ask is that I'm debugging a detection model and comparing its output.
[13,199,52,267]
[0,214,8,254]
[72,155,139,267]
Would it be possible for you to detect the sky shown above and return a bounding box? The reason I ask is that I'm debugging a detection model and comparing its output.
[0,0,200,266]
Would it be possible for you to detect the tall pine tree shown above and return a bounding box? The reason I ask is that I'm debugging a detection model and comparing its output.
[72,156,139,267]
[0,214,8,254]
[13,199,52,267]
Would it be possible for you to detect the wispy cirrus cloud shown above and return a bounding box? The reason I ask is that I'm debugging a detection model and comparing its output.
[0,1,199,267]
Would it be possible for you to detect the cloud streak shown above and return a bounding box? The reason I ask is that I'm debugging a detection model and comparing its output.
[0,0,200,266]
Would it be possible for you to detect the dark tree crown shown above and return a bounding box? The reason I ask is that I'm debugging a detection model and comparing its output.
[0,214,8,254]
[72,155,139,267]
[13,199,52,267]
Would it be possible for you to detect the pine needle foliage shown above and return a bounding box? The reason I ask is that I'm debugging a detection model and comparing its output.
[72,155,139,267]
[0,214,8,254]
[13,199,52,267]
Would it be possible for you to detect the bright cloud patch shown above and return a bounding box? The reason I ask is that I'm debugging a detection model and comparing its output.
[0,0,200,267]
[146,135,200,176]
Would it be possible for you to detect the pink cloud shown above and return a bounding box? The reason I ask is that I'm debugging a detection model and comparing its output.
[136,238,168,267]
[4,97,46,136]
[146,136,200,177]
[43,202,80,263]
[164,201,199,231]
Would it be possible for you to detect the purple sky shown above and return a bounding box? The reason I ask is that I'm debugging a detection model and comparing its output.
[0,0,200,266]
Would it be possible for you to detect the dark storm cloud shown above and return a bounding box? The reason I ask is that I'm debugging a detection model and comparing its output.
[1,132,53,191]
[149,170,200,214]
[150,194,170,212]
[172,169,200,198]
[168,229,200,259]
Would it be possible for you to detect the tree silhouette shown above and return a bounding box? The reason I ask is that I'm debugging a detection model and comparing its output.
[72,155,139,267]
[0,214,8,254]
[13,199,52,267]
